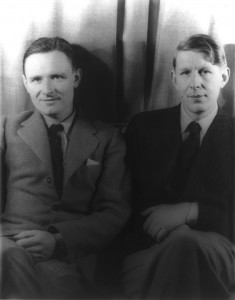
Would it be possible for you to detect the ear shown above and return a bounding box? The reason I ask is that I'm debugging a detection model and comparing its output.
[73,68,82,88]
[22,74,29,93]
[171,69,177,89]
[220,67,230,88]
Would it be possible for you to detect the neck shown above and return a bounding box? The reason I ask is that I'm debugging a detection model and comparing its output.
[42,108,75,124]
[183,104,218,121]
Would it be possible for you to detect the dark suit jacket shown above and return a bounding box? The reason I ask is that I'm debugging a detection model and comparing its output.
[125,104,234,252]
[0,110,130,268]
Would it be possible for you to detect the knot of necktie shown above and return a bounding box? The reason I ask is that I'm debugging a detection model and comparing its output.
[48,124,64,137]
[186,121,201,136]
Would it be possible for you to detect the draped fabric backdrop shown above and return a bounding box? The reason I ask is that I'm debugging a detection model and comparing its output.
[1,0,235,123]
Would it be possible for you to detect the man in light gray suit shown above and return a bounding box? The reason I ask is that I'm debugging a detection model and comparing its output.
[0,37,130,299]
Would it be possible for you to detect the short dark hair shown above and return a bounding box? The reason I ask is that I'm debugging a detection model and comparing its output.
[173,34,227,69]
[23,37,77,74]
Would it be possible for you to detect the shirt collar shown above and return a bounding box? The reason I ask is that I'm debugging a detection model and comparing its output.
[43,110,76,135]
[180,104,218,137]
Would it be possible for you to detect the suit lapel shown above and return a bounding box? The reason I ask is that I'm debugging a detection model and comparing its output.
[63,119,99,185]
[163,105,182,178]
[182,109,232,202]
[17,111,52,171]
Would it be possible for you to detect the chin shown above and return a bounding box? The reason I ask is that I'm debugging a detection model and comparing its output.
[191,103,207,112]
[39,108,59,118]
[185,106,205,119]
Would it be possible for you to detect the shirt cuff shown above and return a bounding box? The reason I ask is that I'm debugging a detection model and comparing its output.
[186,202,198,225]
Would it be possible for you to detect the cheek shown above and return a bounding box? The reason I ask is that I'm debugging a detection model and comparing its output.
[64,84,75,98]
[206,79,221,93]
[27,86,39,97]
[55,82,71,94]
[175,78,189,92]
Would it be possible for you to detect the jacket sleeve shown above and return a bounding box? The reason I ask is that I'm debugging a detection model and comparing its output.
[53,128,131,258]
[195,152,234,240]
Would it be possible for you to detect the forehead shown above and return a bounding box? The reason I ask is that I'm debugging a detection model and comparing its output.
[24,50,73,76]
[175,50,213,69]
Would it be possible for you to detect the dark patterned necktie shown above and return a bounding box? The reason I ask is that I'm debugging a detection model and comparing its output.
[48,124,64,197]
[171,121,201,196]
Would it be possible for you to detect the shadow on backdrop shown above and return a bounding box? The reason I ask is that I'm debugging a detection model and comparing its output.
[72,44,116,123]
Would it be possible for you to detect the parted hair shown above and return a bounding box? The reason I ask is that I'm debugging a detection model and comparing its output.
[23,37,77,74]
[173,34,227,69]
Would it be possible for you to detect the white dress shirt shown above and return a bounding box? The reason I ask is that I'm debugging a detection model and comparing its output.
[180,104,218,145]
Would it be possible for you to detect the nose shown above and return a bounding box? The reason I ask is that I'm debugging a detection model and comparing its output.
[42,78,54,95]
[190,72,201,90]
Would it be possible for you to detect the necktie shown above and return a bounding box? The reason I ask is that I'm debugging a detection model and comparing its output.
[180,121,201,171]
[170,121,201,197]
[48,124,64,197]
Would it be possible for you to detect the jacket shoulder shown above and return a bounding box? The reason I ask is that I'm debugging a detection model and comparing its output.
[90,120,124,144]
[0,110,34,146]
[128,105,180,130]
[92,120,119,134]
[3,110,34,126]
[215,107,235,131]
[92,120,114,131]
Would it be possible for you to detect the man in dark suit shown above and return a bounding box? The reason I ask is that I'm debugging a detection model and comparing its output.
[120,34,235,299]
[0,37,130,299]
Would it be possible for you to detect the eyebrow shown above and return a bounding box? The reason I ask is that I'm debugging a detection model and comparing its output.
[28,73,67,80]
[178,64,213,71]
[178,67,190,72]
[28,75,41,80]
[50,73,66,77]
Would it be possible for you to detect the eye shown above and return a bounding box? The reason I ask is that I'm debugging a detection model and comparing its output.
[31,77,41,82]
[200,69,211,75]
[51,75,64,80]
[180,70,190,76]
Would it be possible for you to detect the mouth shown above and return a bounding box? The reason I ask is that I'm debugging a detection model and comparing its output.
[189,94,206,98]
[40,98,60,102]
[188,95,207,102]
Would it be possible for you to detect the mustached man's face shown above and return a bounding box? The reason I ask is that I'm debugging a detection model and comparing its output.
[171,50,229,120]
[23,50,81,122]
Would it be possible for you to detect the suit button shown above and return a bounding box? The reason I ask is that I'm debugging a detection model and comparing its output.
[47,177,52,184]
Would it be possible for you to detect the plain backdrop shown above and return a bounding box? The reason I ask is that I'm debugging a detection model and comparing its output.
[0,0,235,123]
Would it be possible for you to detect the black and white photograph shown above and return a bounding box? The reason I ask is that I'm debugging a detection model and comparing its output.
[0,0,234,299]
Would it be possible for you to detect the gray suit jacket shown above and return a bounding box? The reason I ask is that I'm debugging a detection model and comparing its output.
[0,110,130,266]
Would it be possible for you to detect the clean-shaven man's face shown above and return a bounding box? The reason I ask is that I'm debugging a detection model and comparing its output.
[172,50,230,120]
[23,50,81,122]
